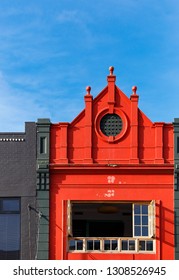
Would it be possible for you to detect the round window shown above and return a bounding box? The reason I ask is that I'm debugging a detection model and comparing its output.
[100,113,123,136]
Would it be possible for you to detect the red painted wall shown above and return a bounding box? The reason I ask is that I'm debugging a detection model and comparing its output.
[49,67,174,260]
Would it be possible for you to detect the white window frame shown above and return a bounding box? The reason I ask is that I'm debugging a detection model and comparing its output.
[133,201,155,238]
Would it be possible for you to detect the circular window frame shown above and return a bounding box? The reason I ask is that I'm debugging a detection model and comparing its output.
[95,108,128,143]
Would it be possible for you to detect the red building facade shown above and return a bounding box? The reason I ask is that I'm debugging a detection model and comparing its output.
[49,67,174,260]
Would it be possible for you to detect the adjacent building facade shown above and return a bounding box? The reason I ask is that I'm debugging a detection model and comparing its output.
[0,122,37,259]
[0,120,50,260]
[36,119,50,260]
[49,67,174,260]
[173,118,179,260]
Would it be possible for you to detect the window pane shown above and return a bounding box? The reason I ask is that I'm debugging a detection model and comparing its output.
[121,240,128,250]
[2,199,20,212]
[104,240,110,250]
[134,205,140,214]
[139,240,145,251]
[87,240,93,250]
[77,240,83,250]
[129,240,135,250]
[134,226,141,236]
[0,214,20,259]
[142,227,148,236]
[69,240,75,250]
[142,216,148,225]
[142,205,148,214]
[112,240,118,250]
[134,215,141,225]
[146,241,153,251]
[94,240,100,250]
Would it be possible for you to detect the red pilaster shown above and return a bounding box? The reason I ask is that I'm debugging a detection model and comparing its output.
[107,66,116,113]
[154,122,164,163]
[60,122,68,163]
[130,86,139,163]
[84,86,93,163]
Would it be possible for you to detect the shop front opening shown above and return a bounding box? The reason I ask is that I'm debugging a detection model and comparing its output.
[68,201,155,253]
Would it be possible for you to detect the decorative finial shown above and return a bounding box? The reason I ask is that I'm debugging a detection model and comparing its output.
[132,86,137,95]
[109,66,114,76]
[86,86,91,95]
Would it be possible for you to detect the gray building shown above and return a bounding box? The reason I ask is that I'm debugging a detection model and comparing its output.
[36,119,50,260]
[0,120,50,260]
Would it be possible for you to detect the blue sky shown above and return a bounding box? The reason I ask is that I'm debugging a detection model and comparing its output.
[0,0,179,131]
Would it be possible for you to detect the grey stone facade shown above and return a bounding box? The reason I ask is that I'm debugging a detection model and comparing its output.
[0,122,37,259]
[36,119,50,259]
[0,119,50,260]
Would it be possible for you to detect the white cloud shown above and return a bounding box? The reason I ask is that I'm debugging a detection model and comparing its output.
[0,71,51,132]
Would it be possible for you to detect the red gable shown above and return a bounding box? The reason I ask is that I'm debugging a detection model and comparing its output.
[50,67,173,165]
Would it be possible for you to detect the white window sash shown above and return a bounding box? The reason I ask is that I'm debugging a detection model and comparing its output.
[133,201,155,238]
[67,200,72,236]
[148,200,155,238]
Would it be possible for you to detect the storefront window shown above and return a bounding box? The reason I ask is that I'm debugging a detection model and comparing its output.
[68,201,155,253]
[0,198,20,259]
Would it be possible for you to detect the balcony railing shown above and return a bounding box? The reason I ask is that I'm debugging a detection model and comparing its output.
[68,237,154,253]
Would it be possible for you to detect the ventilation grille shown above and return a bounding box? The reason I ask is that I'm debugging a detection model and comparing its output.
[100,114,122,136]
